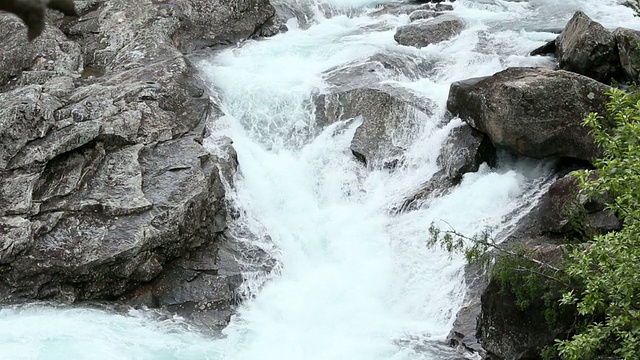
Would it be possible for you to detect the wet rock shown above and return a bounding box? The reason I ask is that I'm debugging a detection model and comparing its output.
[394,15,465,48]
[400,124,495,211]
[0,0,276,325]
[457,172,621,359]
[555,11,620,83]
[434,4,454,11]
[447,262,487,357]
[614,27,640,82]
[371,3,423,17]
[409,10,442,22]
[314,87,435,167]
[439,124,495,183]
[322,52,437,92]
[529,39,556,56]
[447,67,609,163]
[528,173,622,236]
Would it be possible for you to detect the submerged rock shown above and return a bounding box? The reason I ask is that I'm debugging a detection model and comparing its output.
[447,67,609,163]
[315,87,435,167]
[0,0,277,326]
[400,124,495,211]
[394,15,465,48]
[408,10,442,22]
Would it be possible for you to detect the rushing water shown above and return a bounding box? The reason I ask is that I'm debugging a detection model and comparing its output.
[3,1,640,359]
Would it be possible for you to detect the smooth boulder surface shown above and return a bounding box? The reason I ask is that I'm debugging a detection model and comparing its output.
[447,67,609,162]
[394,15,465,48]
[0,0,277,326]
[555,11,620,83]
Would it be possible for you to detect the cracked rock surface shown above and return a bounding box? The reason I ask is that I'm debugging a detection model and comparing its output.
[0,0,278,327]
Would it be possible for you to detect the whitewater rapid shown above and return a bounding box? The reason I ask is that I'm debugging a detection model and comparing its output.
[3,1,640,359]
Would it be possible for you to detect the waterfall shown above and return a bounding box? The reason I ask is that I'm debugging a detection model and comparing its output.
[2,1,640,359]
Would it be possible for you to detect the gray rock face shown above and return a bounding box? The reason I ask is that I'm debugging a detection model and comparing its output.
[614,27,640,82]
[171,0,278,52]
[0,0,276,325]
[321,52,438,92]
[314,87,435,167]
[555,11,620,83]
[394,15,465,48]
[447,67,609,163]
[408,10,442,22]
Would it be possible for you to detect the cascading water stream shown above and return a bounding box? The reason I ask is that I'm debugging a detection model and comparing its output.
[2,1,640,359]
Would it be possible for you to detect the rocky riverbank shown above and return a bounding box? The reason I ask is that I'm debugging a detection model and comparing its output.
[0,0,278,329]
[444,11,639,360]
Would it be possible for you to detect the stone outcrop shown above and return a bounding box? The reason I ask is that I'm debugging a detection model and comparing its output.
[0,0,277,326]
[449,171,622,359]
[447,67,609,163]
[394,15,465,48]
[314,87,435,167]
[614,27,640,82]
[555,11,620,83]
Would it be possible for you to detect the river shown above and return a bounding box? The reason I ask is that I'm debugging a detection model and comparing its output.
[1,0,639,359]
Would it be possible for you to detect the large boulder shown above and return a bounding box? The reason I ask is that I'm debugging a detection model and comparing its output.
[447,67,610,163]
[614,27,640,83]
[555,11,620,83]
[394,15,465,48]
[0,0,276,326]
[314,87,435,167]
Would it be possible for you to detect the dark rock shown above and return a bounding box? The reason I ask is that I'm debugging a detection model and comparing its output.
[399,124,495,212]
[447,263,487,357]
[555,11,621,83]
[0,0,78,41]
[0,0,276,325]
[477,245,573,360]
[529,39,556,56]
[394,15,465,48]
[440,124,495,183]
[434,4,454,11]
[614,27,640,82]
[533,174,622,236]
[314,87,435,167]
[447,67,609,163]
[466,172,621,359]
